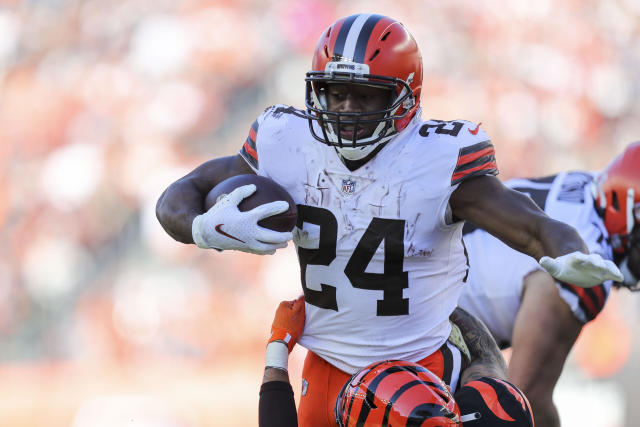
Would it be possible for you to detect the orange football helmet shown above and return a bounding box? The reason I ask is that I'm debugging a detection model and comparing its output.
[334,360,461,427]
[594,142,640,253]
[305,14,423,151]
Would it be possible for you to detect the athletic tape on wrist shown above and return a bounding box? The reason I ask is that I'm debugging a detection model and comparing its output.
[265,341,289,372]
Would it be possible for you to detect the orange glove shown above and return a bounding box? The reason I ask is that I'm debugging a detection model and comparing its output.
[268,295,305,353]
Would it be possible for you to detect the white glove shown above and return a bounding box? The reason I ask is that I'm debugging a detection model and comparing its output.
[539,251,623,288]
[192,184,293,255]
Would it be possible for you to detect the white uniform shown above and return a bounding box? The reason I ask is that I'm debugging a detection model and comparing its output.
[458,172,614,347]
[240,105,497,373]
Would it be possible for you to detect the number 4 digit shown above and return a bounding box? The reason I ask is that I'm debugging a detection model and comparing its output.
[297,206,409,316]
[344,218,409,316]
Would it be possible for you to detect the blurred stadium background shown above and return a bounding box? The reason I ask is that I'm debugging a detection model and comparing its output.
[1,0,639,425]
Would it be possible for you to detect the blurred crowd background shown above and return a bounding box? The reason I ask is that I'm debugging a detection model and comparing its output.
[1,0,640,425]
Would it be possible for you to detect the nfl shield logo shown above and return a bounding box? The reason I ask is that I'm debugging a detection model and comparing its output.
[341,178,356,195]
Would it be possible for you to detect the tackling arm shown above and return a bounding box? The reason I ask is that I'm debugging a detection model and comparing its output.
[156,155,255,244]
[450,307,507,385]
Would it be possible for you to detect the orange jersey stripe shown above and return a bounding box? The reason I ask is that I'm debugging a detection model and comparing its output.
[243,140,258,160]
[456,146,495,167]
[249,126,257,143]
[572,285,598,318]
[451,161,498,182]
[592,285,605,309]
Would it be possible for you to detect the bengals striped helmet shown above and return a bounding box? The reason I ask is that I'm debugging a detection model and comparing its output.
[594,142,640,254]
[305,14,423,154]
[334,360,461,427]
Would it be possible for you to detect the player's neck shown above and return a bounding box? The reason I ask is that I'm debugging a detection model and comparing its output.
[337,141,389,171]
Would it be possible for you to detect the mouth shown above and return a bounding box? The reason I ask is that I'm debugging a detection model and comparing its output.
[338,125,365,140]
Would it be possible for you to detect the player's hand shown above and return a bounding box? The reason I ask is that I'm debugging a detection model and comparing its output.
[539,251,623,288]
[191,184,293,255]
[268,295,305,353]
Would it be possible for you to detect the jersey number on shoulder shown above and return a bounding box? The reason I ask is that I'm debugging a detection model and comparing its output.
[296,205,409,316]
[419,120,464,137]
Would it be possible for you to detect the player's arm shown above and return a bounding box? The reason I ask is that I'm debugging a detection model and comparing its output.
[450,307,507,384]
[452,308,536,425]
[450,175,622,287]
[156,154,291,254]
[451,175,584,260]
[259,296,305,427]
[156,155,254,244]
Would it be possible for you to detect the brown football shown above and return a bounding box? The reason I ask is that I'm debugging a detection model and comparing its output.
[204,174,297,232]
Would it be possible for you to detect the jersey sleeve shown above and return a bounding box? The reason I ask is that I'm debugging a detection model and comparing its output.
[239,117,260,172]
[450,122,498,186]
[238,105,305,174]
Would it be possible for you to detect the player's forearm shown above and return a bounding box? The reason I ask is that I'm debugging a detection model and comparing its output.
[156,181,205,244]
[262,367,290,384]
[526,217,589,261]
[450,308,507,384]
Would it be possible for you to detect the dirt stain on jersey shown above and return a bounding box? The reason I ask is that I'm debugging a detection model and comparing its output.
[407,243,433,257]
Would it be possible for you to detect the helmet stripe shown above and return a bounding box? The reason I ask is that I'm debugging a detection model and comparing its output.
[344,361,388,426]
[352,14,385,63]
[340,14,372,61]
[333,14,359,59]
[334,14,385,63]
[381,380,452,426]
[354,364,448,426]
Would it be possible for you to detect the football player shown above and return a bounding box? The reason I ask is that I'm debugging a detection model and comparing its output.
[260,297,535,426]
[458,141,640,426]
[156,13,621,426]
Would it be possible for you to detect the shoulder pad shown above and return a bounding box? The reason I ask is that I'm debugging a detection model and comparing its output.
[262,104,306,121]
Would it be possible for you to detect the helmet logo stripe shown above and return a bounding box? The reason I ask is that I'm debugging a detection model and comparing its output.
[353,14,385,63]
[340,14,373,61]
[333,14,359,59]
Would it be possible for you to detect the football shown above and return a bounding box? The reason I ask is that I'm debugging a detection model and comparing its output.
[204,174,297,232]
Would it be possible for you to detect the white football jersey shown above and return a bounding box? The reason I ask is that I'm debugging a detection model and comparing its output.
[240,105,497,373]
[458,172,614,347]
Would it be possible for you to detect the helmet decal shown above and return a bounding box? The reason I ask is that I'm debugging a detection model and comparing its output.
[332,14,385,62]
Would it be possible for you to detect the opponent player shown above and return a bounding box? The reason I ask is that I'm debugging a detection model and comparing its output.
[458,142,640,426]
[260,296,535,426]
[156,13,621,426]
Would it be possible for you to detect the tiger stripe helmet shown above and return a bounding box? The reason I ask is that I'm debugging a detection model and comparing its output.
[305,14,423,149]
[334,360,461,427]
